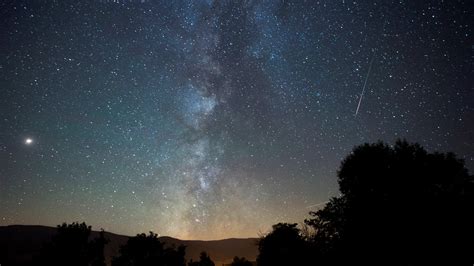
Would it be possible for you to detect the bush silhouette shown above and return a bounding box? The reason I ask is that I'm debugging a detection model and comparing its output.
[112,232,186,266]
[187,251,215,266]
[305,140,474,265]
[231,256,252,266]
[256,223,310,266]
[35,222,108,266]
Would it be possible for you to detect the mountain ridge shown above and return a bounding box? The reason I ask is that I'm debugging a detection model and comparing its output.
[0,224,258,266]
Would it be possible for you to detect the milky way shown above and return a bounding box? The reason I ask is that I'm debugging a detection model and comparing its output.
[1,0,473,239]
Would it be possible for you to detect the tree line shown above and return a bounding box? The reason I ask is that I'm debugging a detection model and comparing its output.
[34,222,252,266]
[33,140,474,265]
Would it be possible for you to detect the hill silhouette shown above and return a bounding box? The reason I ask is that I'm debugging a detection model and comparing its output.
[0,225,258,266]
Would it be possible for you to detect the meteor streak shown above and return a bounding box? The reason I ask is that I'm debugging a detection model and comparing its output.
[355,54,375,116]
[305,201,329,209]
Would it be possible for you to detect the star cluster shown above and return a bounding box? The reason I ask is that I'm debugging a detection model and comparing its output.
[1,0,472,240]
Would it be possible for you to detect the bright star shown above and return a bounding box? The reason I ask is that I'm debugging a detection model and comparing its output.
[25,138,33,145]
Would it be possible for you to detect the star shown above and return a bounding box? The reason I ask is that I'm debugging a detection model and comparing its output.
[24,138,33,145]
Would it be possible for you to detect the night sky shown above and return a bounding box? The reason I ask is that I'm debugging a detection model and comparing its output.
[1,0,473,240]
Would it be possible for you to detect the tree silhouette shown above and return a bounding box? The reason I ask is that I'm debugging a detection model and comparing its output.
[231,256,252,266]
[35,222,108,266]
[187,251,215,266]
[305,140,474,265]
[89,230,109,266]
[112,232,186,266]
[256,223,310,266]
